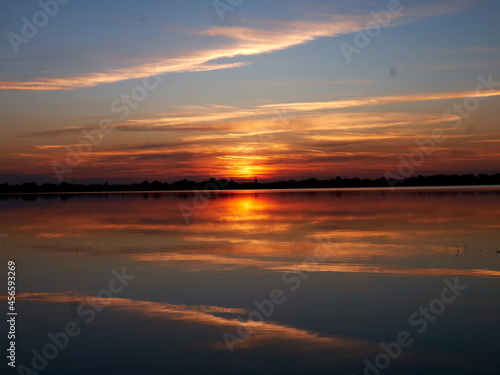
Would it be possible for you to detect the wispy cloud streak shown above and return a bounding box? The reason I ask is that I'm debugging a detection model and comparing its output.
[0,0,478,91]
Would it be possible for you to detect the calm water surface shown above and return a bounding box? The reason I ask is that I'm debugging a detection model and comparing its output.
[1,188,499,374]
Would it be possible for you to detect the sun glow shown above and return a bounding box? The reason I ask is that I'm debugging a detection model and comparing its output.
[219,154,274,179]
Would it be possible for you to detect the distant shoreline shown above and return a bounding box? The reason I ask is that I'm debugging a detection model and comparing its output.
[1,173,500,195]
[2,185,500,196]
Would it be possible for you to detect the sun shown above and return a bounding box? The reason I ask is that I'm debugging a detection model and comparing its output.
[219,154,274,180]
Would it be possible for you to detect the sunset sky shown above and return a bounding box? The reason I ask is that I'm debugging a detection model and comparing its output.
[1,0,499,183]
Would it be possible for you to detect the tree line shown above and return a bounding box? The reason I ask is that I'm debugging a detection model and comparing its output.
[1,173,499,194]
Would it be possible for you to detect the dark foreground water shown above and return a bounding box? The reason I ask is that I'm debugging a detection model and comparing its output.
[1,188,499,374]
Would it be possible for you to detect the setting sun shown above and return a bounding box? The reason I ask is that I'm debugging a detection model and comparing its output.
[219,154,274,179]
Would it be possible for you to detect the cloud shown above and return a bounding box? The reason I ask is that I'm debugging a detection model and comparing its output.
[433,46,500,55]
[410,60,500,73]
[0,62,249,91]
[397,0,482,20]
[467,46,500,53]
[0,0,479,91]
[259,89,500,112]
[22,86,485,138]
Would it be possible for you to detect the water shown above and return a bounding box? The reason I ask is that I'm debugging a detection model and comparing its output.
[1,188,499,374]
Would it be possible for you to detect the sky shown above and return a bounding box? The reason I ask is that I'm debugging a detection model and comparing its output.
[0,0,499,184]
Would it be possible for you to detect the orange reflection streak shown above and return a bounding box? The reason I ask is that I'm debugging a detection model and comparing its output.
[0,292,374,353]
[2,191,500,269]
[0,292,247,314]
[129,252,500,277]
